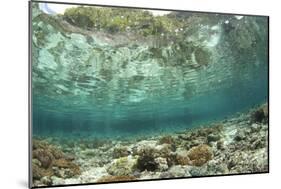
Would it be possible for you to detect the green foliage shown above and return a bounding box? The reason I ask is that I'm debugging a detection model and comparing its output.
[63,6,185,36]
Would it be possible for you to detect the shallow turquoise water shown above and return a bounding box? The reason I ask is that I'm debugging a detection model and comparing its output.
[32,5,268,139]
[32,72,268,138]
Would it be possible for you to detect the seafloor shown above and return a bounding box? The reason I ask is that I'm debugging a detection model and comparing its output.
[32,103,268,187]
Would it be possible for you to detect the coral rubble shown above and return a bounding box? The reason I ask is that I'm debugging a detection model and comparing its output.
[32,104,268,187]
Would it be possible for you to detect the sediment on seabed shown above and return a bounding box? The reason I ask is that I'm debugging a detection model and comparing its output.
[32,103,268,187]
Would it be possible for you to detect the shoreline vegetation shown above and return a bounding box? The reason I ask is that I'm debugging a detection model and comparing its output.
[32,103,268,187]
[33,3,267,49]
[32,3,268,101]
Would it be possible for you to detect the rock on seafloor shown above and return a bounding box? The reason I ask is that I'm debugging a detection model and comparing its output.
[32,104,268,187]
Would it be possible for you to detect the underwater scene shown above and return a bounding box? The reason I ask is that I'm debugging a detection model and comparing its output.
[31,2,269,187]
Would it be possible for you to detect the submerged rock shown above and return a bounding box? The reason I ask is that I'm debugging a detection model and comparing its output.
[158,135,174,145]
[113,146,131,158]
[175,149,190,165]
[234,129,246,141]
[167,165,191,178]
[32,163,53,180]
[133,140,172,159]
[207,160,229,174]
[97,175,136,183]
[32,139,81,185]
[187,165,208,176]
[250,123,261,132]
[216,140,225,150]
[107,156,138,176]
[136,154,158,172]
[33,149,54,169]
[50,176,65,185]
[52,159,81,178]
[32,158,42,167]
[32,106,268,186]
[40,176,52,185]
[207,133,221,143]
[155,157,169,171]
[251,103,268,123]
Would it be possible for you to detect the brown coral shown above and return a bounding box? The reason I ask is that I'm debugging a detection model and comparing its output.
[32,162,54,180]
[113,146,130,158]
[158,135,174,145]
[187,144,213,166]
[33,139,48,150]
[53,159,81,176]
[32,139,65,169]
[33,149,54,169]
[251,103,268,123]
[97,175,136,183]
[32,139,81,184]
[176,156,190,165]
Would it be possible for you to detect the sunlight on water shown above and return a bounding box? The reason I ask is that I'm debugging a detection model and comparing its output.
[32,3,268,138]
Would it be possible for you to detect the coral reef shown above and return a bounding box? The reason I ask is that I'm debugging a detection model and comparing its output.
[155,157,169,171]
[32,163,53,180]
[32,103,268,187]
[136,154,158,172]
[33,148,54,169]
[251,103,268,123]
[97,175,136,183]
[187,144,213,166]
[107,156,138,176]
[52,159,81,178]
[113,146,131,158]
[175,149,190,165]
[32,139,81,186]
[158,135,174,145]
